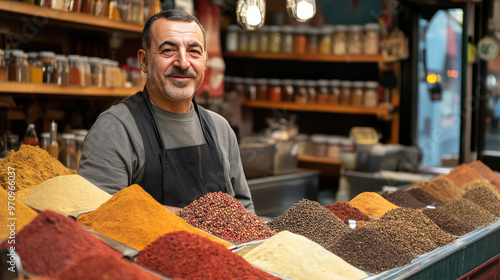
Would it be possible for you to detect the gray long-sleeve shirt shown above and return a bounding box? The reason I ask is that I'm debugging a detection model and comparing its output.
[77,101,255,213]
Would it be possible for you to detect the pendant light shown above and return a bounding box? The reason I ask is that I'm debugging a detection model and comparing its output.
[286,0,316,22]
[236,0,266,31]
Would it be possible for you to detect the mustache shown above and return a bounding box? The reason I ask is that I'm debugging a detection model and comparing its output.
[164,67,197,78]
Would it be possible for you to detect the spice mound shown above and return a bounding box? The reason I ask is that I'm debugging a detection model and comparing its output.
[468,160,500,189]
[330,227,414,274]
[0,210,119,277]
[135,231,281,280]
[268,199,351,252]
[462,185,500,216]
[242,231,368,280]
[22,175,112,215]
[77,184,232,250]
[0,188,37,241]
[446,163,486,188]
[407,188,443,205]
[348,192,400,218]
[179,192,275,243]
[462,180,500,201]
[0,145,76,198]
[379,207,455,246]
[410,176,462,203]
[421,208,475,236]
[440,198,498,227]
[324,202,370,223]
[382,189,427,209]
[55,252,161,280]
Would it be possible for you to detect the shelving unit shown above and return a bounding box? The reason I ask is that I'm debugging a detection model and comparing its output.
[0,82,141,98]
[224,51,384,64]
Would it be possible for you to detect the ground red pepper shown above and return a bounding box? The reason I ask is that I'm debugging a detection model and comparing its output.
[135,231,281,280]
[325,202,370,223]
[0,210,119,277]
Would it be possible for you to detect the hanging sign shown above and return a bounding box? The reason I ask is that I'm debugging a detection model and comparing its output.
[477,36,499,61]
[382,28,409,62]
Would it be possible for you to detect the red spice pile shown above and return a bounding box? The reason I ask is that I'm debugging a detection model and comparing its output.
[135,231,281,280]
[325,202,370,223]
[0,210,119,277]
[179,192,275,243]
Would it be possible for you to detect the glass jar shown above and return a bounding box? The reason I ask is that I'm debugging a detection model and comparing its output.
[364,23,380,55]
[39,0,52,8]
[111,60,123,87]
[68,55,82,86]
[306,80,316,103]
[339,80,352,105]
[268,26,282,53]
[351,81,364,107]
[294,26,307,54]
[22,123,39,146]
[332,25,347,55]
[248,31,258,52]
[28,52,43,84]
[39,51,57,84]
[311,134,328,157]
[130,67,141,87]
[53,0,68,11]
[69,0,81,12]
[0,50,7,81]
[233,77,246,99]
[294,79,308,104]
[80,56,91,87]
[41,132,50,151]
[88,57,103,87]
[105,0,121,20]
[306,27,319,54]
[297,133,309,155]
[55,55,69,86]
[328,79,340,105]
[327,136,341,159]
[347,25,364,55]
[121,65,131,87]
[364,81,379,107]
[316,79,329,104]
[319,25,334,55]
[46,120,59,159]
[127,0,144,24]
[59,133,78,170]
[244,78,257,100]
[258,26,269,52]
[268,79,282,102]
[9,50,29,83]
[80,0,94,13]
[255,78,268,100]
[237,29,248,52]
[282,79,294,102]
[226,25,239,52]
[281,25,294,53]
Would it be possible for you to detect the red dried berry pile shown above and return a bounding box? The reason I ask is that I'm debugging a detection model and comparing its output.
[179,192,275,243]
[325,202,370,223]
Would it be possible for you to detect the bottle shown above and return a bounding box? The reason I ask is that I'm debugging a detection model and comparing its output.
[55,54,70,86]
[59,133,78,170]
[23,123,39,146]
[28,52,43,83]
[39,51,57,84]
[46,120,59,159]
[226,25,239,52]
[68,55,82,86]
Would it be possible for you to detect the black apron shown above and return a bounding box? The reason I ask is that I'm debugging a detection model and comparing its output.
[123,88,228,207]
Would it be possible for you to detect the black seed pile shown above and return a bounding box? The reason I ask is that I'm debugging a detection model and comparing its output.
[330,227,414,274]
[440,198,498,227]
[407,188,443,205]
[422,208,475,236]
[382,190,427,209]
[366,220,438,255]
[268,199,351,251]
[379,208,455,246]
[462,186,500,217]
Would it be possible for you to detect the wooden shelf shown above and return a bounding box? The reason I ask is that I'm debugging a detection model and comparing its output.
[0,2,142,35]
[224,51,384,63]
[298,155,341,165]
[0,82,140,97]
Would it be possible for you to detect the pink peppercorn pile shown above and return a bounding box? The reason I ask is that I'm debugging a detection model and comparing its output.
[179,192,275,243]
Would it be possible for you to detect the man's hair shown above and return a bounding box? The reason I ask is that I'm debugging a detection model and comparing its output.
[142,9,206,51]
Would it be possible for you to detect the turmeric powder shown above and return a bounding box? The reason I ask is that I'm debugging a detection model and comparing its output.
[0,145,76,199]
[348,192,399,218]
[0,188,37,241]
[77,184,233,250]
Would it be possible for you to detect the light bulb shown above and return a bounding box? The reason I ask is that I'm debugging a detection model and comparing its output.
[246,5,262,26]
[286,0,316,23]
[296,1,314,20]
[236,0,265,31]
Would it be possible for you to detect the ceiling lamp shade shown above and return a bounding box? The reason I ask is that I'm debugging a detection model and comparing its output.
[236,0,266,31]
[286,0,316,22]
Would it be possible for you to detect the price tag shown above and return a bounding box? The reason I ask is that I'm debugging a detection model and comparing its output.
[477,36,499,61]
[348,220,356,229]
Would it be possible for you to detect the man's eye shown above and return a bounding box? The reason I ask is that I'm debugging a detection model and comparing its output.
[162,49,172,53]
[189,49,202,54]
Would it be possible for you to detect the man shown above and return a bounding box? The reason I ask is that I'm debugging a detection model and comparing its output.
[77,10,255,214]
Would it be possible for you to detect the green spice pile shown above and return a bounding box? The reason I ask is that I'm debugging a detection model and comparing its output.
[421,208,475,236]
[379,208,455,246]
[324,202,370,223]
[407,188,443,205]
[462,186,500,216]
[365,220,437,255]
[179,192,275,243]
[268,199,351,252]
[382,190,427,209]
[440,198,497,227]
[330,227,414,274]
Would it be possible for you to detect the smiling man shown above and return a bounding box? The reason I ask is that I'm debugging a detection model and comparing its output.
[77,10,255,214]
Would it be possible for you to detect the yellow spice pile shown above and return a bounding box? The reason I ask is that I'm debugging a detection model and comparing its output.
[0,188,37,241]
[348,192,399,218]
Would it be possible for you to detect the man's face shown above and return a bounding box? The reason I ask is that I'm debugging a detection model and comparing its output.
[144,19,206,102]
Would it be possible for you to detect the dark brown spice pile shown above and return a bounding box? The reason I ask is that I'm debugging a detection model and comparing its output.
[379,208,455,246]
[382,190,427,209]
[324,202,370,222]
[330,227,414,274]
[441,198,498,227]
[268,199,351,251]
[366,220,437,255]
[179,192,275,243]
[462,186,500,216]
[421,208,475,236]
[407,188,443,205]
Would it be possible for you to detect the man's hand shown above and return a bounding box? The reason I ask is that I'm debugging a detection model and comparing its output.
[164,205,183,215]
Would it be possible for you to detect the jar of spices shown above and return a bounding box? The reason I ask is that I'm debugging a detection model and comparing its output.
[351,81,364,107]
[248,31,258,52]
[68,55,82,86]
[69,0,81,12]
[88,57,103,87]
[75,134,86,168]
[311,134,328,157]
[306,27,319,54]
[40,132,50,151]
[55,55,69,86]
[282,79,294,102]
[127,0,144,24]
[38,0,51,8]
[258,26,269,52]
[111,60,123,87]
[294,79,308,104]
[347,25,364,55]
[364,23,380,55]
[306,80,317,103]
[268,79,282,102]
[255,78,268,100]
[339,80,352,105]
[281,25,294,53]
[268,26,282,53]
[130,67,141,87]
[364,81,379,107]
[297,133,309,155]
[80,56,91,87]
[226,25,239,52]
[0,50,7,81]
[244,78,257,100]
[332,25,347,55]
[59,133,78,170]
[9,50,29,83]
[327,136,341,159]
[294,26,307,54]
[39,51,57,84]
[328,79,340,105]
[28,52,43,84]
[319,25,334,55]
[233,77,246,99]
[80,0,94,13]
[316,79,329,104]
[238,29,248,52]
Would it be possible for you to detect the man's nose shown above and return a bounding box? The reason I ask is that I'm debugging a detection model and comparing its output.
[174,49,190,69]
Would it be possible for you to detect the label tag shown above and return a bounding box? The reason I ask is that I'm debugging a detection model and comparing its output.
[477,36,499,61]
[348,220,356,229]
[382,28,409,62]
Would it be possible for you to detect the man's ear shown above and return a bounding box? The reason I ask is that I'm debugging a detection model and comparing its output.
[137,49,148,73]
